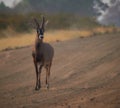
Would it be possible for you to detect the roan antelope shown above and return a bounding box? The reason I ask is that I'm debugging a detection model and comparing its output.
[32,16,54,90]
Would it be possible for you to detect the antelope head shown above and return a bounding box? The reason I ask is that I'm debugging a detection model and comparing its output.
[34,16,46,40]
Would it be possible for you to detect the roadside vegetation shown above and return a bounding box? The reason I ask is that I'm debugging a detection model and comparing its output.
[0,13,120,51]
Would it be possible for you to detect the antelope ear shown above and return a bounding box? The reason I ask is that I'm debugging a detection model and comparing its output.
[45,20,49,26]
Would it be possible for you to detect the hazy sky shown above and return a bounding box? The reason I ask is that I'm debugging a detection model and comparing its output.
[0,0,22,7]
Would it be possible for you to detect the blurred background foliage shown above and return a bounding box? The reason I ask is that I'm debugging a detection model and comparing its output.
[0,13,100,33]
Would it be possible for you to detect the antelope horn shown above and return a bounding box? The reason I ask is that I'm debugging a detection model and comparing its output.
[34,18,39,28]
[41,16,45,30]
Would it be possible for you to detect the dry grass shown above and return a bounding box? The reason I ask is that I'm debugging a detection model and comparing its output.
[0,30,92,51]
[93,26,120,34]
[0,32,34,51]
[0,27,119,51]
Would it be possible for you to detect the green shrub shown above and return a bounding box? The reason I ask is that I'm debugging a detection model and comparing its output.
[0,13,100,32]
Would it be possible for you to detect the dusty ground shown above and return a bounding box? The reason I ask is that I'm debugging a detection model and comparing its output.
[0,33,120,108]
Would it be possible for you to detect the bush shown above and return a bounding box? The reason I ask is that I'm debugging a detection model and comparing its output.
[0,13,100,33]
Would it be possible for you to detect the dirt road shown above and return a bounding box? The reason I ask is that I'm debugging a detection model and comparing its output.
[0,33,120,108]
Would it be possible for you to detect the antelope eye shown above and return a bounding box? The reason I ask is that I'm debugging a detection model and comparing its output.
[37,29,39,33]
